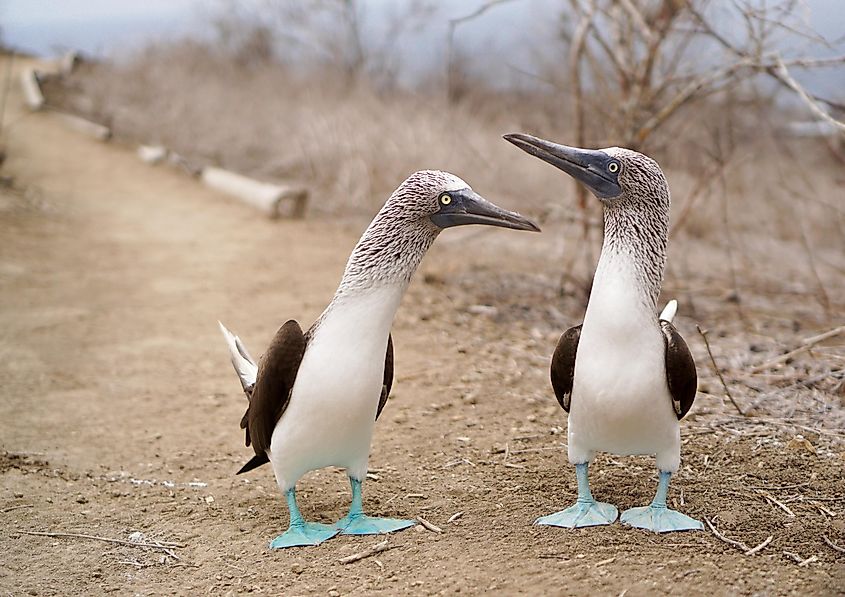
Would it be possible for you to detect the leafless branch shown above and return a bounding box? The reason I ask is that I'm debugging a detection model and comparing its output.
[697,325,745,416]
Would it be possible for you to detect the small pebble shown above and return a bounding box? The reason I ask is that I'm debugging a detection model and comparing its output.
[291,563,304,575]
[14,492,24,498]
[76,495,88,504]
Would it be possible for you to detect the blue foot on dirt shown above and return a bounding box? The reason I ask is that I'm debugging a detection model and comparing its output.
[621,470,703,533]
[536,462,618,528]
[335,513,416,535]
[536,499,618,528]
[268,487,340,549]
[620,504,703,533]
[269,521,340,548]
[334,476,416,535]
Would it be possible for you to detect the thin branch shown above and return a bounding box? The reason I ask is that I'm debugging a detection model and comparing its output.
[822,535,845,554]
[20,530,184,550]
[416,516,443,533]
[704,517,749,551]
[339,539,392,564]
[772,57,845,133]
[744,535,774,556]
[750,325,845,373]
[697,326,745,416]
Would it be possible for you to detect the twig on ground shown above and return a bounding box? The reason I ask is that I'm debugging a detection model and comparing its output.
[783,551,818,566]
[339,539,391,564]
[20,530,184,550]
[704,517,750,551]
[744,535,774,556]
[705,518,771,556]
[750,325,845,373]
[759,492,796,517]
[119,559,153,569]
[510,446,563,455]
[822,535,845,554]
[2,504,34,513]
[697,326,744,415]
[447,512,463,523]
[416,516,443,533]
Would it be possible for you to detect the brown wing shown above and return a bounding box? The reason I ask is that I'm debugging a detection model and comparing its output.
[660,320,697,420]
[375,334,393,421]
[238,320,307,474]
[550,325,581,412]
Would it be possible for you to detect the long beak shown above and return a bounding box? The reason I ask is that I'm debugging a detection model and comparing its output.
[430,189,540,232]
[503,133,622,199]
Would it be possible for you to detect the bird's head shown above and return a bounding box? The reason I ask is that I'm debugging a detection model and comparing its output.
[503,134,668,209]
[389,170,540,233]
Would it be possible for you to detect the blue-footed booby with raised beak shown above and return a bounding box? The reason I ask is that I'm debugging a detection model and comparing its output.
[504,133,702,533]
[219,170,539,548]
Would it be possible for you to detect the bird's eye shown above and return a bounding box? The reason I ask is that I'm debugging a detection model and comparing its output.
[440,194,452,205]
[608,162,620,173]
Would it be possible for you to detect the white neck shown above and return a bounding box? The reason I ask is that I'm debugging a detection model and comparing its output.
[583,244,658,339]
[315,280,407,342]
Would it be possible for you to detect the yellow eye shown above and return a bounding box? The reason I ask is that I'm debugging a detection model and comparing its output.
[440,194,452,205]
[608,162,619,173]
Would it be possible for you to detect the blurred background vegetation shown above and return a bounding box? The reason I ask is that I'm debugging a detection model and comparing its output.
[3,0,844,304]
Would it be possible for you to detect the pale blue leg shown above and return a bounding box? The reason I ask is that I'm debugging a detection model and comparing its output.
[621,471,703,533]
[334,477,416,535]
[535,463,618,528]
[269,488,339,548]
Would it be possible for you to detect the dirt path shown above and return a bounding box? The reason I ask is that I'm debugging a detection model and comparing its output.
[1,56,843,596]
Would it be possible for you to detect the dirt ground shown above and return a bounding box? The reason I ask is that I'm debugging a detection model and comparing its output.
[1,57,844,596]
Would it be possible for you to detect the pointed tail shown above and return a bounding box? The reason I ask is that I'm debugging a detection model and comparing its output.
[659,299,678,323]
[237,453,269,475]
[218,321,258,394]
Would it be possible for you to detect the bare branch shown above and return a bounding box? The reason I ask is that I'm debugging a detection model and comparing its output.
[772,57,845,134]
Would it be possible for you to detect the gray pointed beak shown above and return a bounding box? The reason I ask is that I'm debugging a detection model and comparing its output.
[503,133,622,199]
[430,189,540,232]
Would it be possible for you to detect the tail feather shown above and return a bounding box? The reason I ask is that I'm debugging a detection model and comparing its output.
[237,453,269,475]
[218,321,258,393]
[659,299,678,323]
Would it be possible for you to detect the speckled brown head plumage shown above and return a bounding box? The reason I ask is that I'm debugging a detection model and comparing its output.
[504,135,670,305]
[336,169,539,296]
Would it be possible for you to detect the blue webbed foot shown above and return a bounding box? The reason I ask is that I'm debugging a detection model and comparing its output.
[535,499,618,528]
[269,522,339,549]
[335,513,416,535]
[621,505,703,533]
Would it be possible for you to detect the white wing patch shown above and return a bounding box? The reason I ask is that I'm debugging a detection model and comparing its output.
[218,321,258,392]
[659,299,678,323]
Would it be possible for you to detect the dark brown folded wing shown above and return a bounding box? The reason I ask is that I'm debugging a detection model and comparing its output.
[550,325,582,412]
[238,320,307,474]
[660,320,697,420]
[375,334,393,421]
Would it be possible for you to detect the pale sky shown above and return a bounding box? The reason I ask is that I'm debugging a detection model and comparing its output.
[1,0,842,97]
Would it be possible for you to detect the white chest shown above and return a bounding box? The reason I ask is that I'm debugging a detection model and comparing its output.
[268,286,404,488]
[567,253,679,459]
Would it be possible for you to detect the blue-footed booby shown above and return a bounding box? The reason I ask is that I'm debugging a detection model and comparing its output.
[219,170,539,548]
[504,134,702,533]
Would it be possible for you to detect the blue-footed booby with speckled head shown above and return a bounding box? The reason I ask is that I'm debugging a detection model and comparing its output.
[219,170,539,548]
[504,133,702,533]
